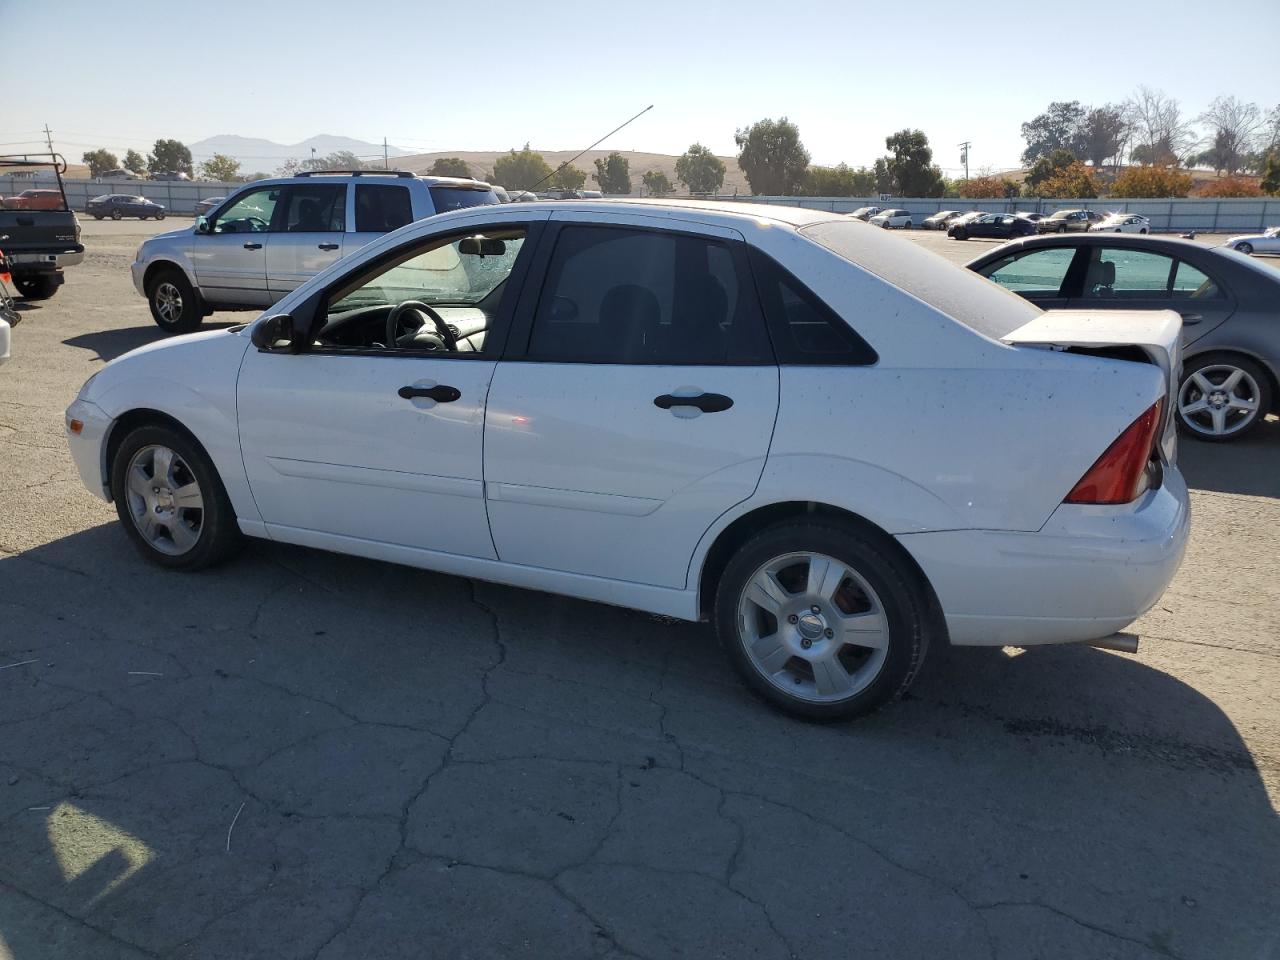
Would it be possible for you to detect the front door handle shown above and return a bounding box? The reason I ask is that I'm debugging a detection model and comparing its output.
[398,384,461,403]
[317,242,339,251]
[1180,313,1203,324]
[243,241,263,250]
[654,392,734,413]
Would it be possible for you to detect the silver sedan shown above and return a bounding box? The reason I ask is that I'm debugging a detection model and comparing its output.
[1223,226,1280,256]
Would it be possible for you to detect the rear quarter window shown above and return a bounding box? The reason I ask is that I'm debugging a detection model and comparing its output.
[799,219,1041,340]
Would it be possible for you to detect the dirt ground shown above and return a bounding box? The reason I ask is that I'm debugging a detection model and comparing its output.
[1,216,1277,959]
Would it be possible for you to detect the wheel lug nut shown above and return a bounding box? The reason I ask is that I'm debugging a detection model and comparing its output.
[811,605,820,614]
[787,614,798,624]
[800,638,812,649]
[825,628,834,639]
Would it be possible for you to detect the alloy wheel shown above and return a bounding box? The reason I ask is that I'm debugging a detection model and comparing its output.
[737,552,890,703]
[1179,365,1262,438]
[154,282,183,324]
[123,444,204,556]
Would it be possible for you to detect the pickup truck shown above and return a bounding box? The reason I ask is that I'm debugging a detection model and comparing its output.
[0,156,84,301]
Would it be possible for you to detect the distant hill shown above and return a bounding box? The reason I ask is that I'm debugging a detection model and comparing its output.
[396,149,751,195]
[189,134,411,170]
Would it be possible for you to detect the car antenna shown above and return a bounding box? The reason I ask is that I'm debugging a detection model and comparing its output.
[528,104,654,192]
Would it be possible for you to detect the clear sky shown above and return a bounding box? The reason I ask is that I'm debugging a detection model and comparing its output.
[2,0,1277,173]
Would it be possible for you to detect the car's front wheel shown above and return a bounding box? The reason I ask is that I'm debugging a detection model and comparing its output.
[1176,353,1272,442]
[110,423,242,570]
[953,229,967,240]
[111,209,123,220]
[93,214,103,220]
[1236,242,1253,255]
[146,268,202,333]
[714,520,930,721]
[155,211,165,220]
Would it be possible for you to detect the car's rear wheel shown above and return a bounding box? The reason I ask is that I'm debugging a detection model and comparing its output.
[1176,353,1272,442]
[1057,224,1067,233]
[111,424,241,570]
[714,520,930,721]
[93,214,103,220]
[111,209,123,220]
[13,274,59,300]
[146,268,202,333]
[1236,242,1253,255]
[155,211,165,220]
[953,229,967,240]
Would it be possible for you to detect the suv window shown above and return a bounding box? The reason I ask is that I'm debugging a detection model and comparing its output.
[526,226,771,364]
[213,187,280,234]
[979,247,1075,295]
[1081,247,1174,299]
[279,184,345,232]
[749,249,877,364]
[355,184,413,232]
[429,186,500,213]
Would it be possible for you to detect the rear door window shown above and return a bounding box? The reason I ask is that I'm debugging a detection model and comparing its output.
[749,248,877,364]
[1081,248,1175,299]
[278,184,346,232]
[355,184,413,232]
[979,247,1076,295]
[1171,260,1221,299]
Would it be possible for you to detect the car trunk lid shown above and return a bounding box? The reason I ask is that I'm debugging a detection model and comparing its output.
[1002,308,1181,463]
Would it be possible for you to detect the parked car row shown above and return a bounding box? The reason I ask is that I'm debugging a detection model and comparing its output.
[71,198,1193,720]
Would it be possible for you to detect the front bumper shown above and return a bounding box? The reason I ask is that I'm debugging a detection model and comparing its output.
[130,259,146,297]
[898,469,1190,646]
[65,399,114,502]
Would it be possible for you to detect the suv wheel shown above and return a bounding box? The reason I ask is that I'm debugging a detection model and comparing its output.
[110,423,242,570]
[714,520,930,721]
[146,268,202,334]
[13,274,58,301]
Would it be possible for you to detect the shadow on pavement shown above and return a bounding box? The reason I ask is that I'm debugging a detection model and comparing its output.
[62,322,238,363]
[0,524,1276,959]
[1179,416,1280,498]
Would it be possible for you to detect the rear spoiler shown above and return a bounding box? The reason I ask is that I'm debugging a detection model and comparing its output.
[1003,309,1182,462]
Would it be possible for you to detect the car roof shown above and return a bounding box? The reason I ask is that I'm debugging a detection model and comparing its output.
[483,197,844,230]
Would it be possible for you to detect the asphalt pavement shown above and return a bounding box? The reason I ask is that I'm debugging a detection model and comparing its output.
[0,217,1277,959]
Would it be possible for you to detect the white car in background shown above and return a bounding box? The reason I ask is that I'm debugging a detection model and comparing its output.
[1093,213,1151,234]
[1222,226,1280,255]
[868,208,913,229]
[66,200,1188,720]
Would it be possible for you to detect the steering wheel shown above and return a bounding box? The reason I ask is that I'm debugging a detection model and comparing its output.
[245,216,269,232]
[386,300,457,351]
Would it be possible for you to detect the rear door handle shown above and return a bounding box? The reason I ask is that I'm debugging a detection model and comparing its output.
[654,392,734,413]
[243,241,263,250]
[317,242,339,251]
[1179,313,1203,324]
[398,384,461,402]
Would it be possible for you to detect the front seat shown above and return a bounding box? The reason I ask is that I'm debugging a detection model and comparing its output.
[1084,258,1116,298]
[599,284,661,361]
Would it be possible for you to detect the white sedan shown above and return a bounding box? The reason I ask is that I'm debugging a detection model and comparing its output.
[65,200,1189,720]
[868,208,913,229]
[1223,226,1280,255]
[1092,213,1151,233]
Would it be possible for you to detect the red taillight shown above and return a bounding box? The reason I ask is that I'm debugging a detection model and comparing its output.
[1065,400,1163,505]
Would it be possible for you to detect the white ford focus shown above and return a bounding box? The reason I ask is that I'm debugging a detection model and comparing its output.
[66,200,1189,720]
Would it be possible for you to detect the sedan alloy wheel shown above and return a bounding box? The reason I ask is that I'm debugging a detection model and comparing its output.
[1178,363,1264,439]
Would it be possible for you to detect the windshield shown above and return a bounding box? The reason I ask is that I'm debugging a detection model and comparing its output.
[800,218,1041,339]
[331,231,524,310]
[429,186,500,213]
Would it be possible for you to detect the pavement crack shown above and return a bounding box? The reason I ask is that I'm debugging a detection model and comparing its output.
[974,899,1189,959]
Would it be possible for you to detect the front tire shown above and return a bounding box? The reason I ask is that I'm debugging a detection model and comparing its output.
[111,209,123,220]
[1236,242,1253,255]
[156,211,165,220]
[714,520,930,721]
[1176,353,1272,442]
[13,274,58,301]
[146,268,202,333]
[110,423,242,570]
[93,214,104,220]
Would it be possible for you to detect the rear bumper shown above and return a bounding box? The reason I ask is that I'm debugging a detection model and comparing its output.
[898,469,1190,646]
[65,399,114,502]
[8,247,83,272]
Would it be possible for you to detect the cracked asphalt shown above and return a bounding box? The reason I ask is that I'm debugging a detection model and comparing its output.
[1,219,1278,959]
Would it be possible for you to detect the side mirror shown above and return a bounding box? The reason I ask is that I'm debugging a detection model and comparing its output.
[196,216,210,234]
[250,313,299,352]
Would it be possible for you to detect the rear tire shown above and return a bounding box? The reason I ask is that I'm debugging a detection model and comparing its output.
[1236,242,1253,255]
[714,519,931,721]
[1176,353,1272,442]
[156,211,165,220]
[146,268,202,334]
[110,423,242,570]
[14,274,59,300]
[953,229,967,240]
[93,214,103,220]
[111,209,123,220]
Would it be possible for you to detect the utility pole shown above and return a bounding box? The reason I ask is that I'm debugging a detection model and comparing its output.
[958,141,970,181]
[43,124,54,155]
[383,137,389,169]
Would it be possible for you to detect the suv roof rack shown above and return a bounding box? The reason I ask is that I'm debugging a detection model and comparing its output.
[294,169,415,178]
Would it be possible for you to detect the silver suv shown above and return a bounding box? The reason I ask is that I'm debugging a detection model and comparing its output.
[131,170,501,332]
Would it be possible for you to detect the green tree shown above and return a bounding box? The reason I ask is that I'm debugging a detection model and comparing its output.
[428,157,472,177]
[305,150,363,171]
[735,117,809,195]
[1024,149,1078,193]
[123,149,147,175]
[1038,161,1099,199]
[882,129,945,197]
[641,170,673,196]
[199,153,241,182]
[147,139,193,176]
[82,149,119,177]
[800,164,876,196]
[1078,105,1128,167]
[675,143,725,194]
[551,163,587,190]
[593,152,631,194]
[872,157,893,194]
[1262,152,1280,195]
[492,145,553,190]
[1020,101,1087,165]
